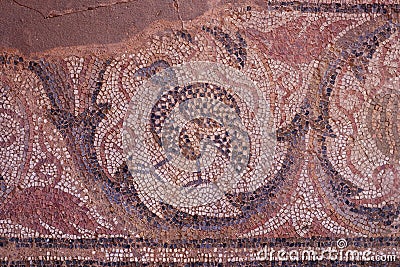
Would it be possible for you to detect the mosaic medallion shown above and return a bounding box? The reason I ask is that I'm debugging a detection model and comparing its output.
[120,61,278,229]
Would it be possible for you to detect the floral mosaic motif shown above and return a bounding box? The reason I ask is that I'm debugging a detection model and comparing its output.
[0,1,399,264]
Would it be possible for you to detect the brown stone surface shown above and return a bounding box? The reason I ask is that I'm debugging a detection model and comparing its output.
[0,0,213,55]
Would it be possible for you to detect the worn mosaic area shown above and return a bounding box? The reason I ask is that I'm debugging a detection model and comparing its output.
[1,1,400,265]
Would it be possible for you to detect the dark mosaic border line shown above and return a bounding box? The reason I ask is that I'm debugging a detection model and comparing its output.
[266,2,400,14]
[1,237,399,249]
[0,260,398,267]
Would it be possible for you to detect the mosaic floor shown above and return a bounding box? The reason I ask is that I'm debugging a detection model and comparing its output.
[1,1,400,266]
